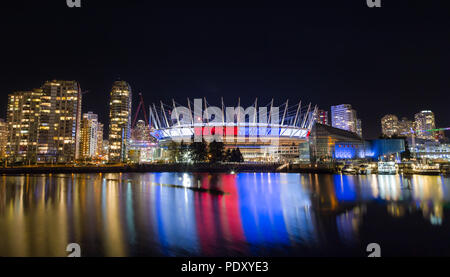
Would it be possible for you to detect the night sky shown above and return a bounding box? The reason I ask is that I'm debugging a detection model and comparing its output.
[1,1,449,139]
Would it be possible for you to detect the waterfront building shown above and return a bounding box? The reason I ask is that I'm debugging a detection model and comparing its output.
[331,104,360,136]
[0,119,7,160]
[79,112,99,160]
[96,122,104,157]
[108,80,132,163]
[38,80,82,163]
[6,89,43,164]
[6,81,82,164]
[414,110,436,140]
[308,123,363,162]
[407,137,450,161]
[128,120,158,163]
[381,114,399,137]
[315,109,329,125]
[334,139,405,160]
[102,139,109,159]
[150,98,317,162]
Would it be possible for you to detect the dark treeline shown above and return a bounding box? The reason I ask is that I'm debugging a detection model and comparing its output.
[167,140,244,163]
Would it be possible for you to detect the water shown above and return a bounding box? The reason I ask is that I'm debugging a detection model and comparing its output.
[0,172,449,257]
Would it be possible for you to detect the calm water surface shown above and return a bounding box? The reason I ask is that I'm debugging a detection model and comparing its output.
[0,172,449,257]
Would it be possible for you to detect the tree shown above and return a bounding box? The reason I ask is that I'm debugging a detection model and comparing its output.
[224,149,232,162]
[229,148,244,163]
[208,141,224,163]
[189,139,208,162]
[177,141,189,162]
[167,141,180,163]
[235,148,244,162]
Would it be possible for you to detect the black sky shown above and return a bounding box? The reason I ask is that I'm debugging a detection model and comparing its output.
[1,0,449,139]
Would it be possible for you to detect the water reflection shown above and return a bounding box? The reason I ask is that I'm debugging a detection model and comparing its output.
[0,173,449,256]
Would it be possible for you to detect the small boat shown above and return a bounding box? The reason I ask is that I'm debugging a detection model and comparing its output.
[358,164,372,174]
[378,161,397,175]
[342,165,357,175]
[403,163,441,175]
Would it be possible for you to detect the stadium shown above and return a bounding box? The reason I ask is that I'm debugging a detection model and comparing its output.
[149,98,317,162]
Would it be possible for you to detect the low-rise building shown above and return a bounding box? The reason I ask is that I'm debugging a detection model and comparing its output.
[334,139,405,160]
[407,137,450,161]
[308,123,363,162]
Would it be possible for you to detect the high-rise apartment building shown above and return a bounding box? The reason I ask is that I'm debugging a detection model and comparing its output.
[356,118,362,138]
[331,104,361,136]
[315,109,329,125]
[131,120,151,142]
[80,112,99,159]
[108,80,132,163]
[414,110,436,140]
[6,89,43,163]
[0,119,9,161]
[102,139,109,159]
[38,80,82,163]
[97,122,104,157]
[381,113,432,138]
[381,114,399,137]
[398,117,414,136]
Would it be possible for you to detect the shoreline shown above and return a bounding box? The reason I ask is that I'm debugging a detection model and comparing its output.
[0,163,447,175]
[0,163,336,175]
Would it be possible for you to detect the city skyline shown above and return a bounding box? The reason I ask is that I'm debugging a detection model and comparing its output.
[1,78,447,141]
[2,77,447,164]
